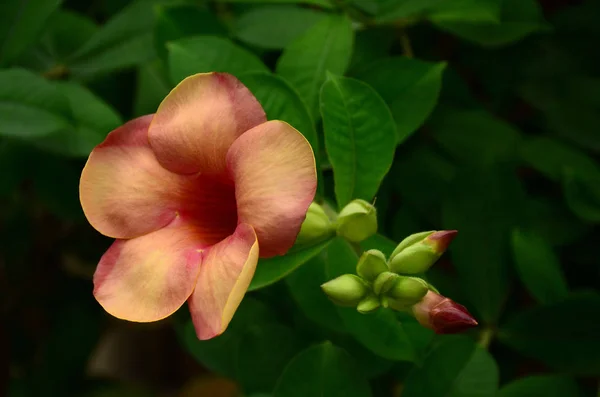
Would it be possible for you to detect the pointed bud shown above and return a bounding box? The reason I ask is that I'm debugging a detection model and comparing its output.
[321,274,368,307]
[296,202,334,246]
[357,293,380,313]
[335,199,377,243]
[412,291,478,334]
[373,271,400,296]
[388,230,458,274]
[356,249,388,282]
[387,276,429,304]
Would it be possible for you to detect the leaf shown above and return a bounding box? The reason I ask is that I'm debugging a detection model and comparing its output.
[0,68,71,139]
[249,237,334,291]
[372,0,446,22]
[19,10,98,72]
[234,6,326,50]
[0,0,62,65]
[273,342,372,397]
[215,0,332,7]
[276,14,354,120]
[326,238,416,361]
[238,72,323,195]
[524,197,590,247]
[433,0,549,46]
[236,323,302,394]
[35,82,122,157]
[320,75,397,208]
[285,255,346,333]
[428,0,502,23]
[563,171,600,223]
[520,136,600,181]
[69,0,158,79]
[168,36,268,84]
[430,108,522,167]
[442,165,526,324]
[402,336,499,397]
[498,291,600,376]
[510,229,569,304]
[133,59,171,116]
[498,375,581,397]
[154,4,227,59]
[178,297,275,377]
[357,57,446,143]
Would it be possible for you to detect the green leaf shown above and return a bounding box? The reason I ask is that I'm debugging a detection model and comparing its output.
[286,254,346,333]
[236,323,302,394]
[357,57,446,143]
[234,6,326,50]
[168,36,268,84]
[373,0,446,22]
[215,0,332,7]
[520,136,600,181]
[0,0,61,65]
[498,375,581,397]
[69,0,158,79]
[433,0,549,46]
[442,165,526,324]
[133,59,171,117]
[348,27,395,74]
[524,197,590,247]
[563,171,600,223]
[402,336,499,397]
[276,14,354,120]
[510,229,569,304]
[178,297,275,377]
[154,4,227,59]
[19,10,97,72]
[428,0,502,23]
[430,108,521,166]
[249,238,334,291]
[320,75,397,208]
[273,342,372,397]
[0,68,70,139]
[499,291,600,376]
[238,72,323,195]
[35,82,122,157]
[326,238,416,361]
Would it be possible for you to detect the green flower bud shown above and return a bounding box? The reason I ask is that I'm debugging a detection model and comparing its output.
[356,249,388,282]
[386,276,429,304]
[335,199,377,243]
[389,230,458,274]
[321,274,368,307]
[357,293,380,314]
[296,202,334,246]
[373,271,400,296]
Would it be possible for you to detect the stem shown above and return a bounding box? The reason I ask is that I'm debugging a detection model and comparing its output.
[477,326,494,349]
[399,31,414,58]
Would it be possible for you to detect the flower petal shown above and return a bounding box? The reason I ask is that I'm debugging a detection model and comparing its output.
[80,115,239,241]
[227,120,317,257]
[93,218,205,322]
[188,223,259,340]
[148,72,266,175]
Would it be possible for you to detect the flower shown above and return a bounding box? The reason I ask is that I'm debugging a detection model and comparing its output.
[80,72,317,340]
[412,291,478,334]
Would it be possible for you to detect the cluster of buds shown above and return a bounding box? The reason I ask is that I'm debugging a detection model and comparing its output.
[321,230,478,334]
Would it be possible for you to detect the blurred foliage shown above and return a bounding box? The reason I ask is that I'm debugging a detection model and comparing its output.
[1,0,599,396]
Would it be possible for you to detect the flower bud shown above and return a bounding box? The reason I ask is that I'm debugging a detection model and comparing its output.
[388,230,457,274]
[412,291,478,334]
[321,274,368,307]
[335,199,377,243]
[296,202,334,246]
[387,276,429,304]
[356,249,388,282]
[373,271,400,296]
[357,293,380,314]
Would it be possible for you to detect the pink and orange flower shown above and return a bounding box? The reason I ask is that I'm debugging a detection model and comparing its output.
[79,73,317,340]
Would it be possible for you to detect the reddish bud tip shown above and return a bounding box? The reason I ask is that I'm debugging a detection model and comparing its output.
[413,291,477,334]
[426,230,458,254]
[430,299,478,334]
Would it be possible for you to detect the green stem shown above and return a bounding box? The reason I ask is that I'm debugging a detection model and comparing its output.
[477,326,494,349]
[42,64,69,80]
[399,31,414,58]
